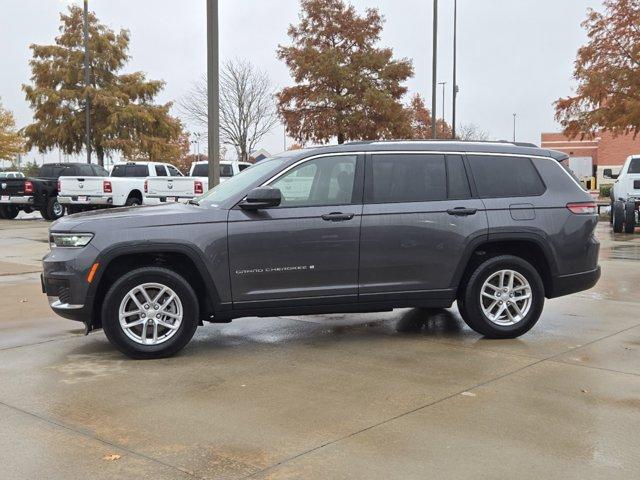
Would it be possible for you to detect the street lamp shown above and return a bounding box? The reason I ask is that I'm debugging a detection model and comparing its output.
[452,0,458,139]
[513,113,517,142]
[438,81,447,126]
[431,0,438,139]
[83,0,91,164]
[206,0,220,188]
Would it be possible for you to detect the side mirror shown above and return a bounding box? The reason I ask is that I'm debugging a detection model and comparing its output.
[603,168,618,180]
[239,186,281,210]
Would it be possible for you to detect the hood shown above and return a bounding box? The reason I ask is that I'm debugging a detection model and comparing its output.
[51,202,227,232]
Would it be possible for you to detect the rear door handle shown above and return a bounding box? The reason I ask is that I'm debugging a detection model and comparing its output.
[447,207,478,216]
[321,212,355,222]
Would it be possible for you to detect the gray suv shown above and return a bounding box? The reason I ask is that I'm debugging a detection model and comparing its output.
[42,141,601,358]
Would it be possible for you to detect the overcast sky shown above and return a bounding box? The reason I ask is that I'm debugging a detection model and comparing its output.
[1,0,600,165]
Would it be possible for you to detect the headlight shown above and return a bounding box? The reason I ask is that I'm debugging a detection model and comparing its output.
[50,233,94,248]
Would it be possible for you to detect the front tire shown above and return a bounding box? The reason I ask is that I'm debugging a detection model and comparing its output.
[460,255,545,339]
[612,200,625,233]
[102,267,199,359]
[624,201,637,234]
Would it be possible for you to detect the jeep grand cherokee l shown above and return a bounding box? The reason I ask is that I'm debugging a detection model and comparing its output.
[42,141,601,358]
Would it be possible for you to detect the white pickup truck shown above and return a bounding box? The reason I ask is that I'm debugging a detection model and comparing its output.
[58,161,183,212]
[145,160,251,202]
[609,155,640,233]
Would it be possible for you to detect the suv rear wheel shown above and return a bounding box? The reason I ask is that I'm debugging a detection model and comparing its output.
[459,255,545,338]
[102,267,199,359]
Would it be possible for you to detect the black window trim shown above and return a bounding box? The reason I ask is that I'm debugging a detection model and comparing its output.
[466,153,547,199]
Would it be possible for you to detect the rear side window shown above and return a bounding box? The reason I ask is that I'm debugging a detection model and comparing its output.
[446,155,471,199]
[92,165,109,176]
[238,164,250,171]
[220,164,234,177]
[468,155,545,198]
[366,154,446,203]
[191,164,207,177]
[629,158,640,174]
[167,165,182,177]
[155,165,168,176]
[111,164,149,177]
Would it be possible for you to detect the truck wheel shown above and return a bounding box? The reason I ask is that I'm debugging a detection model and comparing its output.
[0,205,19,219]
[125,195,142,207]
[612,201,625,233]
[41,197,65,221]
[609,200,614,224]
[624,201,637,234]
[460,255,545,339]
[102,267,199,359]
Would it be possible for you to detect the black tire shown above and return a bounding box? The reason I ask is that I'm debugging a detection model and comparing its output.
[460,255,545,339]
[102,267,199,359]
[624,201,637,234]
[125,195,142,207]
[609,200,614,224]
[0,205,19,219]
[41,197,65,221]
[612,201,625,233]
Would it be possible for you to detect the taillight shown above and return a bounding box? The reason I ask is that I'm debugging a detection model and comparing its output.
[144,180,148,193]
[103,180,112,193]
[194,180,203,195]
[566,202,597,214]
[24,181,34,194]
[57,180,61,192]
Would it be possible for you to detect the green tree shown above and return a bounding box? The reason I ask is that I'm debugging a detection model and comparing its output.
[277,0,414,144]
[0,99,24,161]
[21,160,40,177]
[22,5,183,166]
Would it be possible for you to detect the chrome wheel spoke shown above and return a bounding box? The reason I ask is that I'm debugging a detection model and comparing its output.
[480,269,532,326]
[157,318,179,330]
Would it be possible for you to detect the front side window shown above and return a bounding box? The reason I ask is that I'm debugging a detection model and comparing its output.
[628,158,640,174]
[270,155,357,207]
[220,164,234,177]
[167,165,182,177]
[366,154,447,203]
[155,165,168,177]
[468,155,545,198]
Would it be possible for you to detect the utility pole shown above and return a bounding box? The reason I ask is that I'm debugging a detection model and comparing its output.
[431,0,438,139]
[438,81,447,126]
[513,113,517,142]
[207,0,220,188]
[83,0,91,164]
[452,0,458,139]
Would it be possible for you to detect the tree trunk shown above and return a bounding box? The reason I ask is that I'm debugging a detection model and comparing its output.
[337,132,345,144]
[96,146,105,167]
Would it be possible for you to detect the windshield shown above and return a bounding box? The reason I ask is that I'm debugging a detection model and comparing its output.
[197,158,288,205]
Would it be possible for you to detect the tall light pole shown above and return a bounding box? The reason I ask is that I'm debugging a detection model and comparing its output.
[513,113,517,142]
[452,0,458,139]
[438,81,447,126]
[207,0,220,188]
[431,0,438,139]
[83,0,91,164]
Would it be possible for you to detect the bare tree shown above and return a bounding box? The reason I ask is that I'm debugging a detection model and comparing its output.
[179,60,278,162]
[457,123,491,141]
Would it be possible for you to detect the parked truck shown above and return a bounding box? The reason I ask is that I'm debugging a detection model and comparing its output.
[608,155,640,233]
[145,160,251,202]
[0,163,107,220]
[58,161,182,212]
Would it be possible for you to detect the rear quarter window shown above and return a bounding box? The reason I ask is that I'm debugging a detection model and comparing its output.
[468,155,545,198]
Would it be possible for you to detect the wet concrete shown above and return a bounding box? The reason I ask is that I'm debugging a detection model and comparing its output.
[0,217,639,479]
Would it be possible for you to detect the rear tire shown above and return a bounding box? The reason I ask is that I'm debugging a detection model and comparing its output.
[0,205,19,219]
[624,201,637,234]
[125,195,142,207]
[102,267,199,359]
[460,255,545,339]
[612,201,625,233]
[40,197,65,221]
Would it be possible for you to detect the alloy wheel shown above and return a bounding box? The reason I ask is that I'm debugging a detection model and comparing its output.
[480,269,532,326]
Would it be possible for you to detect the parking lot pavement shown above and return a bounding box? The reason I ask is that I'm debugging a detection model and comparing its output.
[0,219,638,479]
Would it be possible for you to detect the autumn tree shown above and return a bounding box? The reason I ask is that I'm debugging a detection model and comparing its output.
[406,94,451,139]
[179,60,278,162]
[555,0,640,136]
[23,5,184,166]
[0,99,24,160]
[277,0,413,144]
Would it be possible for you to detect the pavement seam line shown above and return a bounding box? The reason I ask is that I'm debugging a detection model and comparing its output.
[0,400,202,479]
[547,358,640,378]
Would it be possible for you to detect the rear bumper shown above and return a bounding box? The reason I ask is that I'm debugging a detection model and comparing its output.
[0,196,34,205]
[58,196,112,206]
[548,266,601,299]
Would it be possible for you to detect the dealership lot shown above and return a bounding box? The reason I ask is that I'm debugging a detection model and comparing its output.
[0,214,639,479]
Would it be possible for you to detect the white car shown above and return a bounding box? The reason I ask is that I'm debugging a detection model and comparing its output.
[145,160,251,202]
[59,161,182,212]
[608,155,640,233]
[0,171,25,179]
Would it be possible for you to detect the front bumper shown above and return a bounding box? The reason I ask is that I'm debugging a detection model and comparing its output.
[0,195,34,205]
[548,266,601,299]
[58,196,113,206]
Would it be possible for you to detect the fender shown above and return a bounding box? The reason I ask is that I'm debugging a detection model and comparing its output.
[86,241,224,317]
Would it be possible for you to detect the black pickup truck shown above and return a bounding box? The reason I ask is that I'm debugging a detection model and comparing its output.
[0,163,108,221]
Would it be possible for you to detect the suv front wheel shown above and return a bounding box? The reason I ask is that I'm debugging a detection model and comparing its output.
[459,255,545,338]
[102,267,199,359]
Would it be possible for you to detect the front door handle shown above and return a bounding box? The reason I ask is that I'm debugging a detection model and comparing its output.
[321,212,355,222]
[447,207,478,216]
